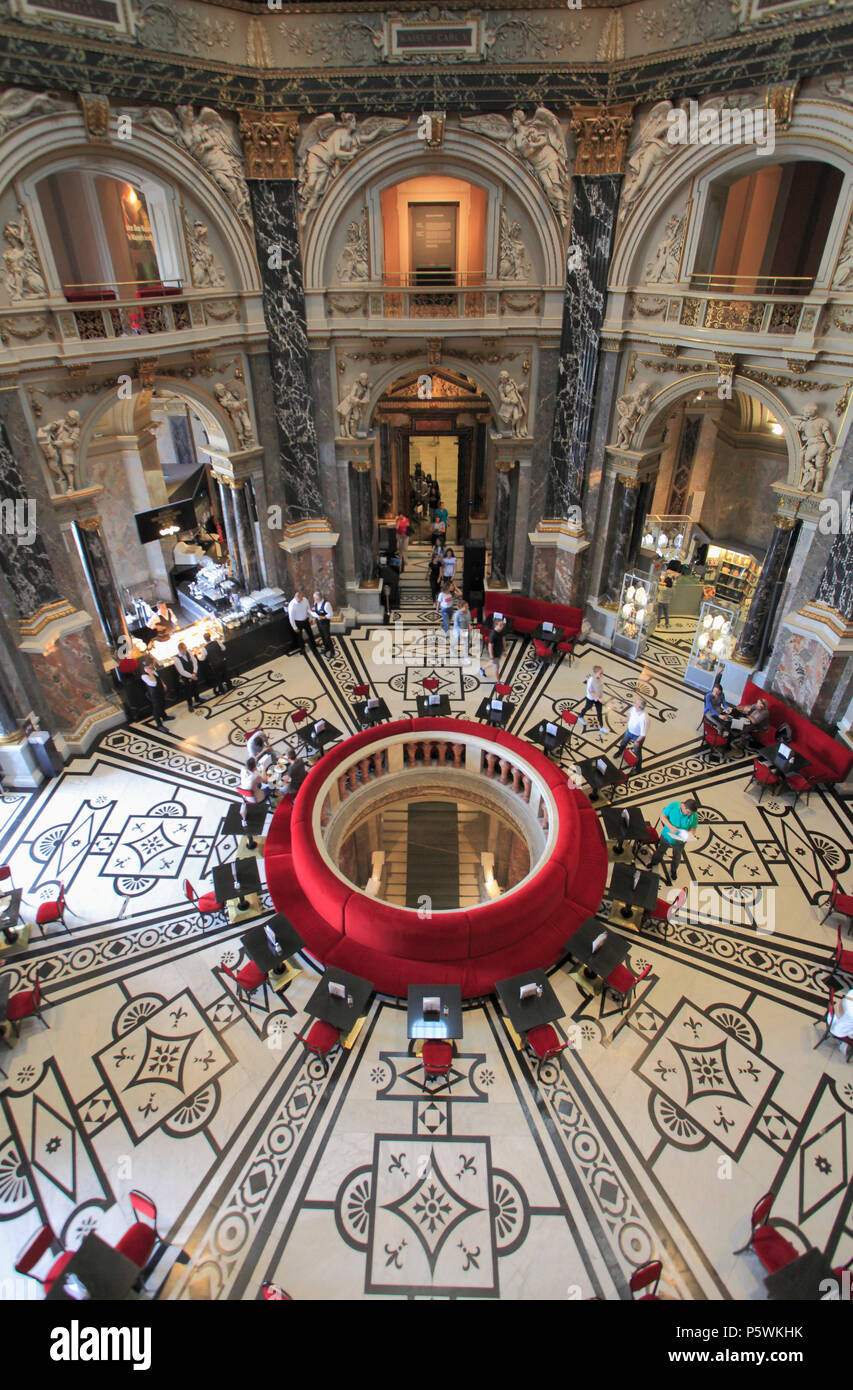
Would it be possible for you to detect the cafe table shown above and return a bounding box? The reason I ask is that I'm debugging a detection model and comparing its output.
[416,693,451,717]
[212,857,262,923]
[577,754,623,802]
[302,719,342,756]
[564,916,631,980]
[530,623,565,646]
[45,1234,142,1302]
[600,804,650,855]
[495,969,563,1036]
[241,913,304,977]
[764,1247,835,1301]
[526,718,570,758]
[761,741,809,779]
[353,697,392,728]
[407,984,464,1041]
[476,696,515,727]
[222,802,267,851]
[609,861,660,919]
[305,967,374,1038]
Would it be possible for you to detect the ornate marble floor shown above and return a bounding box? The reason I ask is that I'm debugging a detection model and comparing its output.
[0,551,851,1301]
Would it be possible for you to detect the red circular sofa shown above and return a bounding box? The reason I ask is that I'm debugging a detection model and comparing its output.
[264,718,608,999]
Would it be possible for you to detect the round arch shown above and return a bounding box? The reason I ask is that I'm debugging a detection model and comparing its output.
[302,125,565,290]
[365,357,500,426]
[611,101,853,289]
[632,371,800,486]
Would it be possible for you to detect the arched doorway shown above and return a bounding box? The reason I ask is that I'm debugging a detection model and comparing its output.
[373,368,492,543]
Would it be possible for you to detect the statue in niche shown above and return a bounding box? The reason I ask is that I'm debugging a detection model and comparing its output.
[460,108,569,225]
[336,372,370,437]
[614,382,653,450]
[214,381,253,448]
[37,410,81,494]
[298,113,408,220]
[2,218,46,301]
[498,209,532,281]
[335,216,369,282]
[833,220,853,289]
[791,403,834,493]
[187,219,226,288]
[620,101,677,220]
[138,106,252,226]
[497,371,528,437]
[644,214,685,283]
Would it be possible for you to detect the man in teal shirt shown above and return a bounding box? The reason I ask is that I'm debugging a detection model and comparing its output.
[649,797,698,883]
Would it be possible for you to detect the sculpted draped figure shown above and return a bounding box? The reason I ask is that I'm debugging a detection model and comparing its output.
[498,209,533,280]
[214,382,253,448]
[337,372,371,438]
[614,382,653,450]
[335,216,369,282]
[833,220,853,289]
[187,220,225,288]
[2,218,46,301]
[644,214,685,284]
[791,404,834,494]
[497,371,528,437]
[133,105,252,227]
[459,109,569,225]
[297,113,408,220]
[37,411,81,494]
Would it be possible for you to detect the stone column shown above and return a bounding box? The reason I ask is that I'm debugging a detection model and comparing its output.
[217,475,245,588]
[231,481,261,593]
[530,105,633,602]
[735,514,799,664]
[490,457,516,587]
[75,515,129,647]
[605,477,641,600]
[350,461,375,586]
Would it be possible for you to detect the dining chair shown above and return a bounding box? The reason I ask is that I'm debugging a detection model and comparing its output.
[15,1223,73,1293]
[114,1190,160,1280]
[421,1039,454,1091]
[35,884,72,937]
[641,887,687,939]
[603,961,652,1011]
[352,683,370,701]
[633,821,660,865]
[732,1192,799,1273]
[6,979,48,1037]
[746,758,780,803]
[294,1019,340,1070]
[183,879,224,931]
[525,1024,568,1071]
[829,924,853,989]
[262,1281,293,1301]
[820,875,853,933]
[222,961,269,1011]
[0,865,13,894]
[630,1260,663,1300]
[700,718,730,765]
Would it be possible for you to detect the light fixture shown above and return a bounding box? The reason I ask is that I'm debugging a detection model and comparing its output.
[126,186,139,206]
[770,423,783,436]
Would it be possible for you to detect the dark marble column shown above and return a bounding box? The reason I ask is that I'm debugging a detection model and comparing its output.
[605,479,640,601]
[218,477,245,588]
[0,420,65,622]
[76,517,128,646]
[247,180,324,521]
[546,175,622,519]
[815,521,853,619]
[735,517,800,664]
[490,466,514,587]
[232,483,261,593]
[350,466,374,586]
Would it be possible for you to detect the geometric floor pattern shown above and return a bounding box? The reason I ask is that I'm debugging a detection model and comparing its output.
[1,547,852,1299]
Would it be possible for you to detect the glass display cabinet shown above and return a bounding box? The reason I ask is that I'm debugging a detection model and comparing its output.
[684,601,738,691]
[613,570,657,660]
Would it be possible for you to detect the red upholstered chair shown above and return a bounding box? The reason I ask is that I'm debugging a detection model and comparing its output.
[733,1192,799,1273]
[812,987,849,1057]
[15,1223,73,1293]
[495,683,513,699]
[35,884,72,937]
[701,718,730,765]
[641,886,686,939]
[184,879,224,931]
[630,1260,662,1300]
[610,745,640,800]
[295,1019,339,1069]
[821,875,853,933]
[222,960,269,1011]
[784,770,821,812]
[292,707,315,754]
[633,822,660,865]
[114,1190,160,1276]
[560,710,580,747]
[556,636,576,665]
[352,684,370,700]
[829,924,853,988]
[262,1281,293,1300]
[6,979,48,1036]
[604,961,652,1011]
[746,758,780,803]
[421,1039,454,1090]
[0,864,13,894]
[525,1024,568,1070]
[532,638,555,664]
[422,677,439,694]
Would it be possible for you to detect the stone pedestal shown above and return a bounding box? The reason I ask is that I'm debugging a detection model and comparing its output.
[769,601,853,722]
[528,521,590,605]
[279,522,340,599]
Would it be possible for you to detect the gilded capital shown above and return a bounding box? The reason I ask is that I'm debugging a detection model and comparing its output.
[570,103,634,177]
[238,109,300,180]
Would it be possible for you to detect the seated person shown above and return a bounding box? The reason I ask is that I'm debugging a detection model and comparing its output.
[731,697,771,747]
[704,681,732,733]
[153,600,178,635]
[246,728,270,762]
[280,748,308,796]
[239,756,273,821]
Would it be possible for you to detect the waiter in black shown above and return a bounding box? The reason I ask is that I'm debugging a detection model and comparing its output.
[310,591,334,657]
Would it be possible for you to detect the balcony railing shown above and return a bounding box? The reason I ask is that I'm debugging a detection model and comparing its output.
[323,281,545,319]
[628,287,827,336]
[0,286,242,350]
[689,273,815,297]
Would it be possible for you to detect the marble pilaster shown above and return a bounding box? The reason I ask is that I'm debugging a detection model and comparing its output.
[231,482,261,593]
[490,465,514,588]
[605,478,641,601]
[217,476,245,588]
[350,466,375,587]
[735,516,799,665]
[75,516,129,648]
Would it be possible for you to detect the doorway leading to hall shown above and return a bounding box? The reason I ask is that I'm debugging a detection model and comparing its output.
[409,434,459,543]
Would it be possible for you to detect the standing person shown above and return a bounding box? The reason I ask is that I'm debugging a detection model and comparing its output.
[174,641,206,711]
[395,511,410,564]
[649,797,699,885]
[577,666,608,735]
[428,540,444,599]
[287,589,317,654]
[140,659,172,730]
[201,629,230,694]
[479,616,506,681]
[432,512,447,546]
[441,547,457,582]
[436,579,457,633]
[246,728,270,762]
[427,475,440,511]
[451,600,472,664]
[656,572,673,628]
[310,591,334,656]
[618,696,648,763]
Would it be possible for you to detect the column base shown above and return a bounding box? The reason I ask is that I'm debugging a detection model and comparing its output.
[528,522,589,605]
[769,601,853,721]
[346,583,383,623]
[0,733,45,789]
[279,520,340,600]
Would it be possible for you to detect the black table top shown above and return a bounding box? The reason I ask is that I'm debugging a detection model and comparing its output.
[476,697,515,727]
[222,803,267,837]
[578,755,623,791]
[241,914,305,974]
[416,694,451,717]
[764,1247,835,1301]
[565,916,631,978]
[610,861,661,910]
[213,857,261,904]
[531,623,565,644]
[495,969,563,1033]
[407,984,464,1040]
[353,698,392,727]
[305,967,374,1030]
[305,720,342,750]
[762,742,809,776]
[0,888,22,928]
[45,1234,142,1302]
[527,719,570,753]
[481,613,514,633]
[601,805,650,841]
[0,973,10,1025]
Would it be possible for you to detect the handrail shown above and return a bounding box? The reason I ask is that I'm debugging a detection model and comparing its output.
[689,272,814,295]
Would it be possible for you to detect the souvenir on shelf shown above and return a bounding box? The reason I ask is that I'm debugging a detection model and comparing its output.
[613,571,657,660]
[685,600,737,691]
